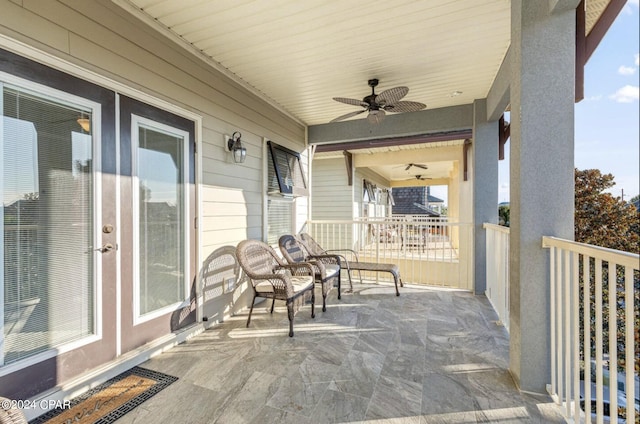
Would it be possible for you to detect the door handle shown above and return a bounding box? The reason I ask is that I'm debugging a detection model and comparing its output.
[96,243,115,253]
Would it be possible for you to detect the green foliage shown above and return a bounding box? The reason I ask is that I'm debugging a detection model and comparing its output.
[498,205,510,227]
[575,168,639,254]
[574,168,640,377]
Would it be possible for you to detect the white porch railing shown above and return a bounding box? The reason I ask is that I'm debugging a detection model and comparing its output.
[543,236,639,424]
[304,217,473,290]
[483,223,510,332]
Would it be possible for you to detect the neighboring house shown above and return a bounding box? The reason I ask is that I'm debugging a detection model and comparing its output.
[0,0,625,417]
[392,187,443,216]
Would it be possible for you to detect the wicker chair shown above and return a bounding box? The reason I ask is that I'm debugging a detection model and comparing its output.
[278,234,341,312]
[298,232,403,296]
[0,398,27,424]
[236,239,315,337]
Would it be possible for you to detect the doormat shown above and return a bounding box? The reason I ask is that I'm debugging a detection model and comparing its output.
[29,366,177,424]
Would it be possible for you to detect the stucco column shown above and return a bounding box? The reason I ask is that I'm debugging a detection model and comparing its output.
[509,0,576,392]
[472,99,499,295]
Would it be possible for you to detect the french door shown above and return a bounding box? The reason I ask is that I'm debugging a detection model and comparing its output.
[118,96,196,354]
[1,53,195,399]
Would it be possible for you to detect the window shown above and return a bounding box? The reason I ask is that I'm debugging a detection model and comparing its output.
[267,141,308,197]
[1,83,98,365]
[132,116,189,319]
[267,198,292,245]
[363,180,377,203]
[266,141,308,244]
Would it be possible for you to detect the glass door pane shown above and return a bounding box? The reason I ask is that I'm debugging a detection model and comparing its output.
[1,85,96,365]
[133,117,187,318]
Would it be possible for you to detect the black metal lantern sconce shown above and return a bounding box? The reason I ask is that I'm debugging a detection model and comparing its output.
[226,131,247,163]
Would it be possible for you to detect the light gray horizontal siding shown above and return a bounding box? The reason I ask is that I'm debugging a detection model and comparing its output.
[311,158,353,221]
[0,0,307,253]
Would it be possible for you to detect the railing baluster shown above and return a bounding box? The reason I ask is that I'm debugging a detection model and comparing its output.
[595,258,603,423]
[572,251,580,421]
[556,247,564,405]
[607,262,617,422]
[584,254,592,424]
[551,245,557,397]
[564,249,571,417]
[623,265,634,424]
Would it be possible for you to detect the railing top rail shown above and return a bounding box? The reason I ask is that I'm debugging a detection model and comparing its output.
[542,236,639,269]
[482,223,510,234]
[307,219,471,226]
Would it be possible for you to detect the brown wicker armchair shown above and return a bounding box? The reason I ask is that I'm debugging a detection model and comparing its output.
[236,239,315,337]
[298,232,403,296]
[278,234,341,312]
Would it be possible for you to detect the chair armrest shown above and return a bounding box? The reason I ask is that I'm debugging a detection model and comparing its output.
[276,262,314,277]
[308,254,340,266]
[325,249,360,262]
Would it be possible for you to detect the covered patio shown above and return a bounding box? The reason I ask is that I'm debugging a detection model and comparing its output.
[116,283,565,423]
[0,1,635,423]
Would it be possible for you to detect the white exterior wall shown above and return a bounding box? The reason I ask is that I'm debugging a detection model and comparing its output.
[0,0,306,255]
[310,157,353,221]
[0,0,308,388]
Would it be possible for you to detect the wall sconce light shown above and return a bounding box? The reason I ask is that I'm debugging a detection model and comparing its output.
[226,131,247,163]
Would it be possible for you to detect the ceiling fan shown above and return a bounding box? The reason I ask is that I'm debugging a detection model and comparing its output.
[331,79,426,124]
[409,175,432,181]
[404,163,428,171]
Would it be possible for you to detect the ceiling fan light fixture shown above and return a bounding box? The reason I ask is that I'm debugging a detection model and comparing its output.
[367,109,385,124]
[77,117,91,132]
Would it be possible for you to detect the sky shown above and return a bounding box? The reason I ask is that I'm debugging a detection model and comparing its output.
[498,1,640,203]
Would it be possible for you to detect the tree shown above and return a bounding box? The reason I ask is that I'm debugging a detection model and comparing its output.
[575,168,639,253]
[574,168,640,381]
[498,204,510,227]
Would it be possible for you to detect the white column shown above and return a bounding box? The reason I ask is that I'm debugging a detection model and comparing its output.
[472,99,499,295]
[509,0,576,392]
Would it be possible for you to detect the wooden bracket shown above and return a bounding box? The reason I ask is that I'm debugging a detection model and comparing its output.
[343,150,353,186]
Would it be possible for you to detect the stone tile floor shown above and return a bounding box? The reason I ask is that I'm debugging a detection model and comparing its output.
[118,283,566,423]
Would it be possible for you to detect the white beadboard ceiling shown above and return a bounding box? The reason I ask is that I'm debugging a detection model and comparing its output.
[115,0,609,128]
[115,0,610,183]
[116,0,609,127]
[117,0,512,126]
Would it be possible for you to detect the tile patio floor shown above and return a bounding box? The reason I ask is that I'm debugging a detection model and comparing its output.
[118,283,566,423]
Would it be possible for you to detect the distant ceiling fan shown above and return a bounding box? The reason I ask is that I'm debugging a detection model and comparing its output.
[331,79,426,124]
[409,175,432,181]
[404,163,428,171]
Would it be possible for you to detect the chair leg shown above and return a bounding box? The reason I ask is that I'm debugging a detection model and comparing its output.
[246,293,257,328]
[394,276,400,296]
[287,301,295,337]
[270,296,276,313]
[321,280,328,312]
[337,271,341,300]
[311,289,315,318]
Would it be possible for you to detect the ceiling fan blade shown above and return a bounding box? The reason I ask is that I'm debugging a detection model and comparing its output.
[412,163,428,170]
[384,100,426,113]
[330,109,366,122]
[333,97,368,107]
[405,164,411,171]
[376,86,408,105]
